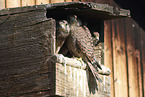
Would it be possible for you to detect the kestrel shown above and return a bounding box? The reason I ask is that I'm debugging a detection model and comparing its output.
[67,15,102,82]
[56,20,70,53]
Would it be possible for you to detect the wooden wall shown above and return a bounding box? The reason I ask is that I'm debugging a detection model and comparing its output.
[0,0,144,97]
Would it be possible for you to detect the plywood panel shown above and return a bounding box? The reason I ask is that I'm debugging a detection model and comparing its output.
[36,0,50,4]
[112,19,128,97]
[104,20,114,97]
[0,0,5,9]
[21,0,35,6]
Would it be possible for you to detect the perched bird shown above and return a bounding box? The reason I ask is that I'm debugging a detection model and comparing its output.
[56,20,70,53]
[67,15,102,82]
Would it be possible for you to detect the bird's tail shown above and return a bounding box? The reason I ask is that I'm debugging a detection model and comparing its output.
[87,62,102,82]
[92,59,102,70]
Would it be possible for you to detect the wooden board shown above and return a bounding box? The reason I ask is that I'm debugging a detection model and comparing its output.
[104,20,114,97]
[56,63,110,97]
[112,18,128,97]
[125,18,140,97]
[6,0,20,8]
[51,0,64,3]
[21,0,35,6]
[36,0,50,4]
[140,27,145,97]
[0,9,56,96]
[0,0,5,9]
[46,2,130,21]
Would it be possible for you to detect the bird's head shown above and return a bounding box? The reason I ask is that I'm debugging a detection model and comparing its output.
[67,15,79,26]
[57,20,70,37]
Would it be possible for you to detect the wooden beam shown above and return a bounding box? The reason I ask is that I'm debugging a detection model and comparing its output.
[50,54,111,75]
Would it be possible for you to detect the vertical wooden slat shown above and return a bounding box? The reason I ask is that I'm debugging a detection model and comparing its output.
[6,0,20,8]
[140,27,145,97]
[36,0,50,4]
[21,0,36,6]
[112,19,128,97]
[134,21,143,97]
[0,0,5,9]
[125,18,140,97]
[50,0,64,3]
[104,20,114,97]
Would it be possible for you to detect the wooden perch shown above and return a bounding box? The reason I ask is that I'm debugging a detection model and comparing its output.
[49,54,111,76]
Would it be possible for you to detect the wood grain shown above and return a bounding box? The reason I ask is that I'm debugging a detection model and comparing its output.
[36,0,50,4]
[0,0,5,9]
[21,0,35,6]
[140,27,145,97]
[104,20,114,97]
[0,8,56,96]
[112,19,128,97]
[6,0,20,8]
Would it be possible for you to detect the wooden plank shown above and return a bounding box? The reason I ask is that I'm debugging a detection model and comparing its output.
[133,20,143,97]
[65,0,72,2]
[140,27,145,97]
[0,9,56,96]
[21,0,36,6]
[6,0,20,8]
[112,18,128,97]
[0,0,5,9]
[125,18,140,97]
[72,0,79,1]
[50,0,64,3]
[104,20,114,97]
[36,0,50,4]
[55,63,110,97]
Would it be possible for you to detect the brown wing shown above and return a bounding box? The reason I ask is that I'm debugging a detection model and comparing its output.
[74,26,95,62]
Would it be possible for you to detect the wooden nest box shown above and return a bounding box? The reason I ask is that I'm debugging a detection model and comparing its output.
[0,2,130,97]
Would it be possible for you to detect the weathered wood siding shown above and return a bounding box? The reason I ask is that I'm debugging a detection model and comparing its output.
[0,8,56,96]
[0,0,145,97]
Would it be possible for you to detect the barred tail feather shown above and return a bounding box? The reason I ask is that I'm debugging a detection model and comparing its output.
[87,62,102,82]
[93,60,102,70]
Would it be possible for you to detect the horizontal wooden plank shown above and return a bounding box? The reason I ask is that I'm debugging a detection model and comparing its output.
[46,2,130,21]
[0,2,130,20]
